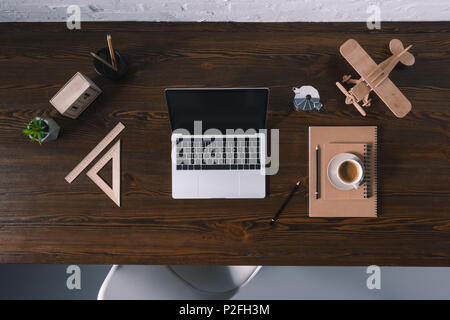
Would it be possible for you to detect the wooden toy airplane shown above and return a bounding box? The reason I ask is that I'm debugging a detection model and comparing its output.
[336,39,415,118]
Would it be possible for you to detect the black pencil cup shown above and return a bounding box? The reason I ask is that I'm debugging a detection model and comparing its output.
[93,48,128,80]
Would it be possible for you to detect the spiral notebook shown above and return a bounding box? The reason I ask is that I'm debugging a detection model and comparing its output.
[309,126,378,217]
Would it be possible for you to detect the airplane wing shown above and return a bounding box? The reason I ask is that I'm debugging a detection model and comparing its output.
[340,39,378,80]
[373,78,412,118]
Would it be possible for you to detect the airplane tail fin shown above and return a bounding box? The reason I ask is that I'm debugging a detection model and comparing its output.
[390,39,415,66]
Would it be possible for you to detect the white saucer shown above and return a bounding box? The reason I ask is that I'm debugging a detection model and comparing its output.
[327,153,362,191]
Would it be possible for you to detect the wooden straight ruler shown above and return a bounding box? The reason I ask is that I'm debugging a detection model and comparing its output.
[65,122,125,183]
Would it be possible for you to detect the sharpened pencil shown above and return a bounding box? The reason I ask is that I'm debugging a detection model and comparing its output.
[90,52,118,71]
[106,34,118,69]
[270,180,301,225]
[316,145,320,199]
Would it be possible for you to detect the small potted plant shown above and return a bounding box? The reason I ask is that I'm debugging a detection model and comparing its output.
[22,117,60,144]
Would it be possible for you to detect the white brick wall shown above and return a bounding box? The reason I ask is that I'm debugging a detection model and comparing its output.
[0,0,449,22]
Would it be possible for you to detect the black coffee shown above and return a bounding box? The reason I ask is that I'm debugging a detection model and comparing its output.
[338,161,360,183]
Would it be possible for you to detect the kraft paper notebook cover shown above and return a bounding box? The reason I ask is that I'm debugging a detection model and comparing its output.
[309,126,378,217]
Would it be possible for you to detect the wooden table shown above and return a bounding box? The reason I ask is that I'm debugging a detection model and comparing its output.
[0,22,449,266]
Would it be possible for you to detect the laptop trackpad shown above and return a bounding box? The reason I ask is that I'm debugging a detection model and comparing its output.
[199,172,239,198]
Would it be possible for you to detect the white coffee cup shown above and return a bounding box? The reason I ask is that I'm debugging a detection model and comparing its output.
[336,157,364,189]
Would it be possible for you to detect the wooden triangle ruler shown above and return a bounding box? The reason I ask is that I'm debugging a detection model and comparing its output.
[86,140,121,207]
[65,122,124,183]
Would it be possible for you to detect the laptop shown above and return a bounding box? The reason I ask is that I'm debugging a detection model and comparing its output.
[166,88,269,199]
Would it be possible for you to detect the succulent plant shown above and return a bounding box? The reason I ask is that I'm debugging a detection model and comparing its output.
[22,118,49,144]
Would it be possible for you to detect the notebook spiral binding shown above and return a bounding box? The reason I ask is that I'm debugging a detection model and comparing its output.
[363,144,371,199]
[374,127,379,216]
[363,128,379,215]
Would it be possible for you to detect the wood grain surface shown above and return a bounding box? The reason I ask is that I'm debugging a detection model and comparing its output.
[0,22,449,265]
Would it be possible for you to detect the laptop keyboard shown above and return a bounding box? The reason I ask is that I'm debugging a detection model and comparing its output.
[175,136,261,170]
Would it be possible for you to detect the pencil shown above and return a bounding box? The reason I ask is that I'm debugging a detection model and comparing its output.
[315,145,320,199]
[270,180,301,225]
[107,34,118,69]
[90,52,118,71]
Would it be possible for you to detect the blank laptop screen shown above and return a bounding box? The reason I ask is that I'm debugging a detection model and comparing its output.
[166,88,269,134]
